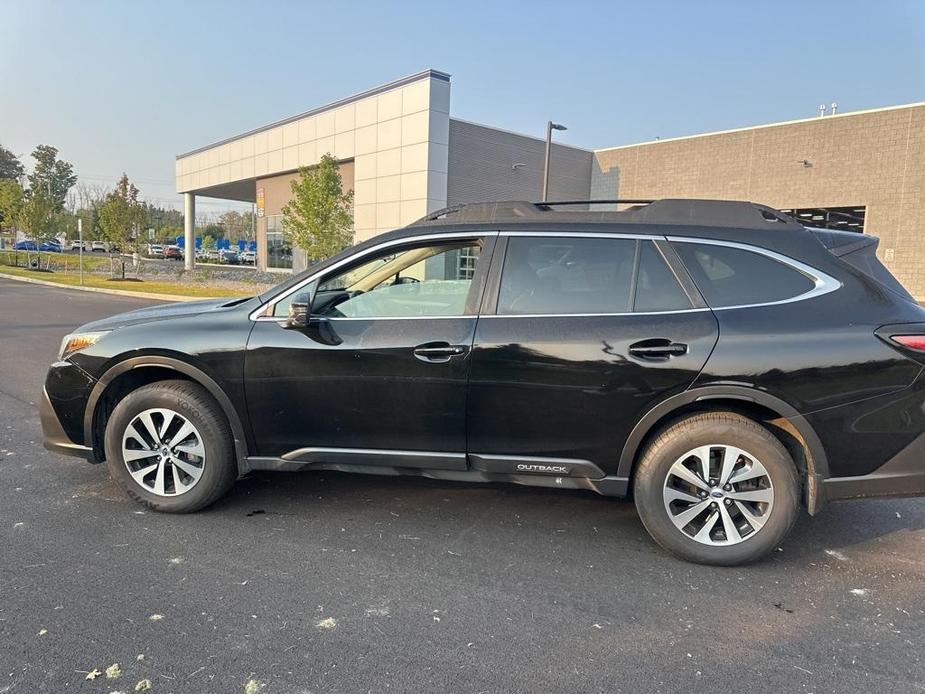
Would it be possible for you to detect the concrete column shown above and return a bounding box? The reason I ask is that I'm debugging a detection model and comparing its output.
[183,193,195,270]
[255,216,268,272]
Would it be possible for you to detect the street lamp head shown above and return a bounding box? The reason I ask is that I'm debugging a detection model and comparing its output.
[550,123,567,131]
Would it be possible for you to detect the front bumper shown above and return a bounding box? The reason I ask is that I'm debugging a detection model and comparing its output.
[823,428,925,502]
[40,385,94,460]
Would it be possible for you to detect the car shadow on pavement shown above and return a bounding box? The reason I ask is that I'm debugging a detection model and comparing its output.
[201,469,925,567]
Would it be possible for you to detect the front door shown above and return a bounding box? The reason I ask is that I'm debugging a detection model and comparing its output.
[245,234,494,468]
[466,234,719,477]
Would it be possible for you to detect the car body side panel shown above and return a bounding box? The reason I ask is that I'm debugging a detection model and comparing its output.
[62,304,256,450]
[466,310,719,474]
[804,372,925,477]
[244,317,477,457]
[692,280,925,477]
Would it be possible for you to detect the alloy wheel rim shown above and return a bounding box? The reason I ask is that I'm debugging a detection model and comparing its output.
[662,444,774,546]
[121,408,205,497]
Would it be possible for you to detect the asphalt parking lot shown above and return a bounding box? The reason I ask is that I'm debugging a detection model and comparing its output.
[2,275,925,693]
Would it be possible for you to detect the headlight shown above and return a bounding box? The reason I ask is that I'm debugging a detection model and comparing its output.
[59,331,109,360]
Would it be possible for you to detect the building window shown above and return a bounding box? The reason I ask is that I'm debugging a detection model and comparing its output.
[779,206,866,232]
[266,215,292,269]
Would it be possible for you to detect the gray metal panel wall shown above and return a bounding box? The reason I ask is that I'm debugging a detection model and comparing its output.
[446,119,592,205]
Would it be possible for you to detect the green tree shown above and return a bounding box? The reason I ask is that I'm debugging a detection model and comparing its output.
[202,223,225,240]
[16,191,54,261]
[98,174,144,278]
[0,145,24,181]
[27,145,77,212]
[201,234,216,252]
[281,153,354,261]
[218,210,255,241]
[0,179,24,229]
[157,225,183,244]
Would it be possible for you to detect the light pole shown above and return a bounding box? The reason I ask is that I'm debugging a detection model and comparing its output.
[542,121,567,202]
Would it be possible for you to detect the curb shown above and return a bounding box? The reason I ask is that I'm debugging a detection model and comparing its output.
[0,272,214,302]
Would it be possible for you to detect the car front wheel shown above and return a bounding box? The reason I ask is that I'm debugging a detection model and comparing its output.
[633,411,800,566]
[104,380,237,513]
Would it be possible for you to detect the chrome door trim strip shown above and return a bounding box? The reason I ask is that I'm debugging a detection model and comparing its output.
[478,308,712,319]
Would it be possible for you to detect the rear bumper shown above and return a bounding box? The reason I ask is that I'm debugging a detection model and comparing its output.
[823,428,925,502]
[40,385,94,461]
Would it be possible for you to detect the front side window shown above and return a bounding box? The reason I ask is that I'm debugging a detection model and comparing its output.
[497,236,638,315]
[303,240,483,318]
[672,241,815,308]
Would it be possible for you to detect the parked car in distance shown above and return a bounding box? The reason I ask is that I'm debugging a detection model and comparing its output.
[41,198,925,566]
[219,249,239,264]
[240,250,256,264]
[147,244,164,258]
[71,240,90,252]
[91,241,107,252]
[164,245,183,260]
[15,239,61,252]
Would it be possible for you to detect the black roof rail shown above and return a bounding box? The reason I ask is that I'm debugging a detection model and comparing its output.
[410,199,802,230]
[537,199,655,209]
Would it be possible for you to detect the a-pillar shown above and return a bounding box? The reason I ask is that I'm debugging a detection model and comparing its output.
[183,193,195,270]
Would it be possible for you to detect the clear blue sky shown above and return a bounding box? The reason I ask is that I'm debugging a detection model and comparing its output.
[2,0,923,214]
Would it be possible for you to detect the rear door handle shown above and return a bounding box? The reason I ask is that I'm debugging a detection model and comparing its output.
[413,342,468,363]
[628,339,689,360]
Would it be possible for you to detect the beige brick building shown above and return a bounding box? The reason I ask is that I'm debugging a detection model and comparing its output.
[177,71,922,296]
[592,103,925,297]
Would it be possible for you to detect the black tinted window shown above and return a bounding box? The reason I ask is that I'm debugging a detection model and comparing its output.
[635,242,692,312]
[673,242,815,308]
[498,237,636,314]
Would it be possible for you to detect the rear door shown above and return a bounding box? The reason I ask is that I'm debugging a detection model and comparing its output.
[466,233,718,477]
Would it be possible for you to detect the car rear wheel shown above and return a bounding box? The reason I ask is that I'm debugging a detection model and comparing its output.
[104,380,237,513]
[633,412,800,566]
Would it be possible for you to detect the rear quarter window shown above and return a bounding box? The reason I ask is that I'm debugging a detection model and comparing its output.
[673,242,815,308]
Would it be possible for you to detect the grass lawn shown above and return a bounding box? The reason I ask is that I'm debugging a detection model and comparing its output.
[0,263,250,298]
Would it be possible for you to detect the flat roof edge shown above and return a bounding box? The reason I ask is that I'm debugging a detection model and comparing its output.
[449,117,593,152]
[593,101,925,154]
[176,68,451,160]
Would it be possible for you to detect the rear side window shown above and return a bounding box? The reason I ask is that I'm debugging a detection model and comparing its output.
[635,242,693,312]
[498,237,636,314]
[496,237,692,315]
[672,242,815,308]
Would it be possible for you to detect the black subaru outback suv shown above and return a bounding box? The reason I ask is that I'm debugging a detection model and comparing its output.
[41,199,925,565]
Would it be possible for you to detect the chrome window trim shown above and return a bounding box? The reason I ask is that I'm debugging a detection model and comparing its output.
[479,308,712,319]
[666,236,842,310]
[250,230,840,321]
[323,315,473,321]
[249,231,494,321]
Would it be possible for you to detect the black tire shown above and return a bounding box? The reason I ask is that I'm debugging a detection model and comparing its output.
[104,380,237,513]
[633,411,800,566]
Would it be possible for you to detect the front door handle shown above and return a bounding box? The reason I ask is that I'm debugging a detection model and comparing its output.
[413,342,469,363]
[628,339,689,361]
